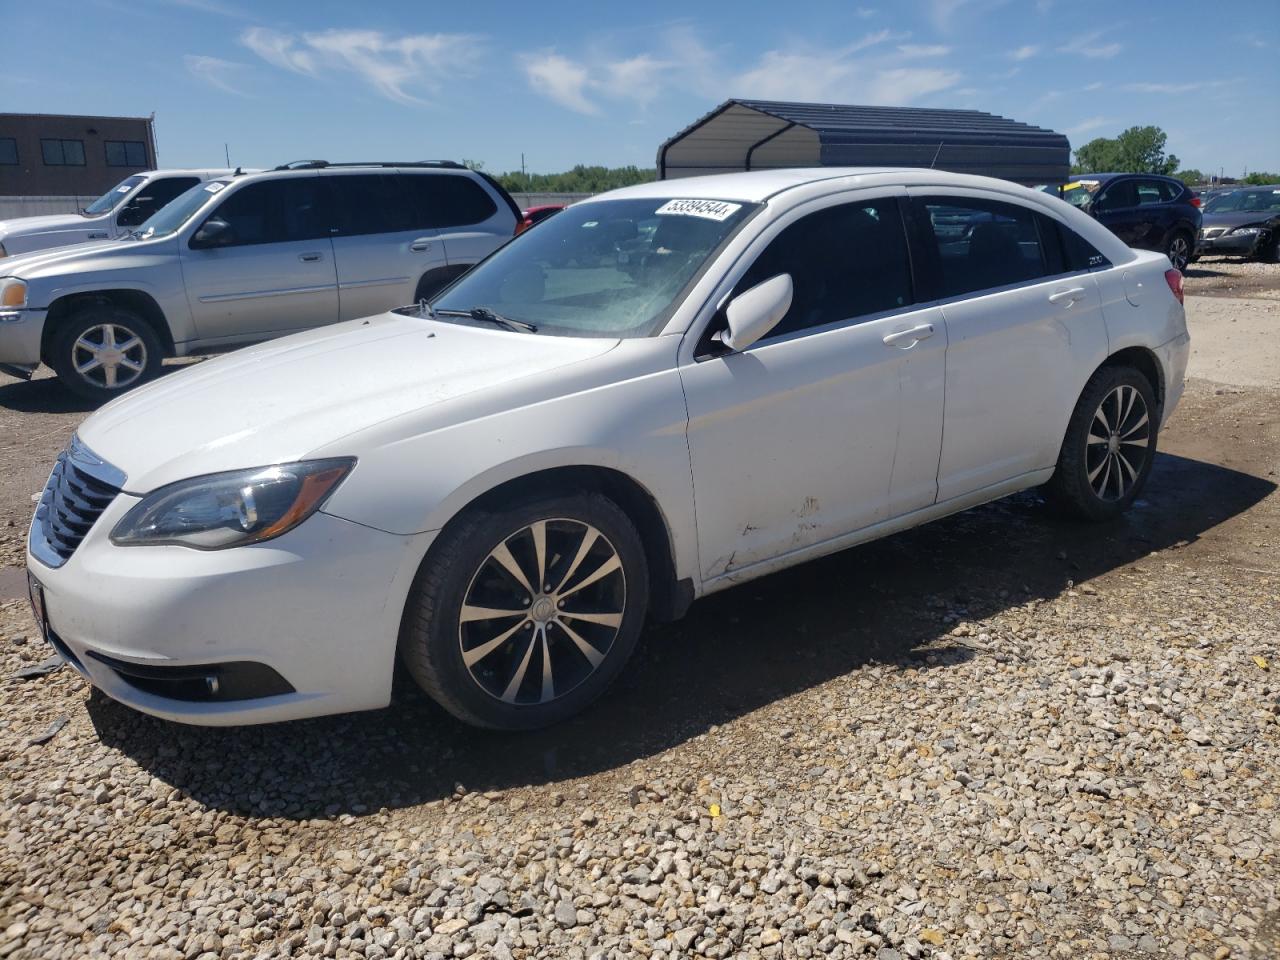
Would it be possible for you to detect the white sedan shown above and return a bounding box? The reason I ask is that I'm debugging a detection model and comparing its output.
[25,168,1189,729]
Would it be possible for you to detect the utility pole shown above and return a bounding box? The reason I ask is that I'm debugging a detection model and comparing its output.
[521,152,526,177]
[224,143,230,167]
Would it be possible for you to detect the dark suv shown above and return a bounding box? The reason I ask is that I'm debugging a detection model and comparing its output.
[1054,173,1202,270]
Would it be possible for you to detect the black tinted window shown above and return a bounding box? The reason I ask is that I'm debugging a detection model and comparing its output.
[734,198,913,339]
[117,177,199,227]
[919,198,1046,297]
[205,178,331,246]
[329,174,416,235]
[1135,180,1165,205]
[105,140,148,166]
[405,173,498,228]
[1058,223,1111,271]
[0,138,16,165]
[1095,180,1135,211]
[41,139,85,166]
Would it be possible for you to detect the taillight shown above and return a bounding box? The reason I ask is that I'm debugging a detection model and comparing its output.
[1164,268,1184,304]
[1190,195,1202,207]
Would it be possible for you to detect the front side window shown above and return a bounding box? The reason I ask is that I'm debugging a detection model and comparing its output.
[732,198,913,339]
[432,196,758,337]
[104,140,148,167]
[918,197,1047,297]
[199,178,332,247]
[116,176,199,227]
[0,138,16,165]
[83,174,146,216]
[404,174,499,229]
[41,138,85,166]
[329,174,416,235]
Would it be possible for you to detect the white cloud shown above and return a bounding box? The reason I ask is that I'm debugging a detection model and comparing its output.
[184,54,251,95]
[855,6,878,17]
[1058,31,1122,59]
[523,53,598,114]
[168,0,247,17]
[1010,44,1039,61]
[1066,116,1113,137]
[1083,81,1104,91]
[898,44,951,58]
[599,54,673,106]
[240,26,482,104]
[733,41,960,107]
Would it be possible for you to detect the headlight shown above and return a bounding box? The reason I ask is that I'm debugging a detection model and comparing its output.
[0,277,26,308]
[1230,225,1264,235]
[110,459,354,549]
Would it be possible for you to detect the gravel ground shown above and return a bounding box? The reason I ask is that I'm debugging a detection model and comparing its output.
[1183,258,1280,301]
[1,295,1278,960]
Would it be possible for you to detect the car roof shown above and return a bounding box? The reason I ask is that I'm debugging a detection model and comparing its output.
[147,168,239,178]
[1066,172,1181,184]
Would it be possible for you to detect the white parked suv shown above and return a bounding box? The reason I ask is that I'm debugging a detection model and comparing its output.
[0,161,519,399]
[0,169,234,257]
[25,168,1189,730]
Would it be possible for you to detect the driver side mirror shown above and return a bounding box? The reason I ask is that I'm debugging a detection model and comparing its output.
[191,217,232,249]
[721,273,793,352]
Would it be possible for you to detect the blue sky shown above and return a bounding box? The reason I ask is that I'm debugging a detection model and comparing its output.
[5,0,1278,177]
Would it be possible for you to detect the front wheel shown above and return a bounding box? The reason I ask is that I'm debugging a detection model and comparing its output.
[49,305,163,403]
[400,491,649,729]
[1046,365,1158,521]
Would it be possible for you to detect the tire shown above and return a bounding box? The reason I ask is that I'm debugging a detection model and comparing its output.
[400,490,649,730]
[1256,233,1280,264]
[1164,230,1192,272]
[49,304,163,403]
[1046,365,1159,521]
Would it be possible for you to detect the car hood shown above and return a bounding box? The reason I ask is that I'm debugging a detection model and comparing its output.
[0,213,103,240]
[1201,210,1280,229]
[3,236,173,286]
[77,313,620,493]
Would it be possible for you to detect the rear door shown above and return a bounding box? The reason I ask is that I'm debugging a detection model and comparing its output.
[181,176,340,342]
[909,192,1110,502]
[1132,178,1172,249]
[404,172,510,267]
[327,172,446,321]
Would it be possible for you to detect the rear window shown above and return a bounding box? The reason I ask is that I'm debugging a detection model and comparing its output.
[404,173,499,229]
[917,198,1047,298]
[329,174,416,235]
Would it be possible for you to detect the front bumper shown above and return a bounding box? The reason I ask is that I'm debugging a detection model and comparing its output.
[1195,231,1264,257]
[27,497,434,726]
[0,308,47,366]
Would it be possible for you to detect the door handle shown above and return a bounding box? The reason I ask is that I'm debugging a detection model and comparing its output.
[299,252,323,263]
[882,323,935,348]
[410,238,433,252]
[1048,286,1087,305]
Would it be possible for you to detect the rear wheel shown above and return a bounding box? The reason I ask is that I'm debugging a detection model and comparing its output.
[49,305,163,403]
[1046,365,1158,521]
[1257,232,1280,264]
[1164,231,1192,272]
[400,491,649,729]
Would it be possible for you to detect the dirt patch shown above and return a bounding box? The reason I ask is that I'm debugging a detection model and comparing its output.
[1183,258,1280,300]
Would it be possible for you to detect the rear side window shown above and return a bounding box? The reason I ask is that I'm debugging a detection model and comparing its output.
[206,178,332,246]
[1135,180,1165,205]
[329,174,416,235]
[917,198,1046,298]
[404,173,498,229]
[1157,180,1184,203]
[1058,224,1111,271]
[734,197,913,339]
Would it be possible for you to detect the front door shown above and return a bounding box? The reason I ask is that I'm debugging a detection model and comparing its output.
[680,194,946,582]
[182,176,339,342]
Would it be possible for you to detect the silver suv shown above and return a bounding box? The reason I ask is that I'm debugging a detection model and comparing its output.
[0,161,519,400]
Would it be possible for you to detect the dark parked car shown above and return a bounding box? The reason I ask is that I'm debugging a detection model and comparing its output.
[1055,173,1202,270]
[1195,185,1280,262]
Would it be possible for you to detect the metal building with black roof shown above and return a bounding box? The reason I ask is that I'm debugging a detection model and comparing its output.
[658,99,1070,186]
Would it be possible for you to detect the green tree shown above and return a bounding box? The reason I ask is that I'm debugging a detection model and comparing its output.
[1173,169,1205,185]
[497,165,657,194]
[1243,171,1280,185]
[1072,126,1179,175]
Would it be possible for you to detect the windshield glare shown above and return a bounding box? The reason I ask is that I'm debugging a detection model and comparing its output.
[1204,189,1280,214]
[432,197,759,337]
[133,179,227,240]
[83,175,146,216]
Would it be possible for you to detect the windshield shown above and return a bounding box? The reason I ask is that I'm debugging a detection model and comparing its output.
[1059,180,1101,209]
[1204,189,1280,214]
[432,197,759,337]
[83,175,146,216]
[132,179,228,240]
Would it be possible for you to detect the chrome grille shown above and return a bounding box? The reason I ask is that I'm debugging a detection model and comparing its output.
[31,437,125,567]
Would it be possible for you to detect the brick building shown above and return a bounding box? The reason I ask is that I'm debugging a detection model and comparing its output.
[0,112,157,199]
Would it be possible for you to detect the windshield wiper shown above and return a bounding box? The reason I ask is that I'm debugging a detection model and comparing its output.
[434,307,537,333]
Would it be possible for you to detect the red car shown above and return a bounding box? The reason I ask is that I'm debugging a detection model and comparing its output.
[516,204,565,234]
